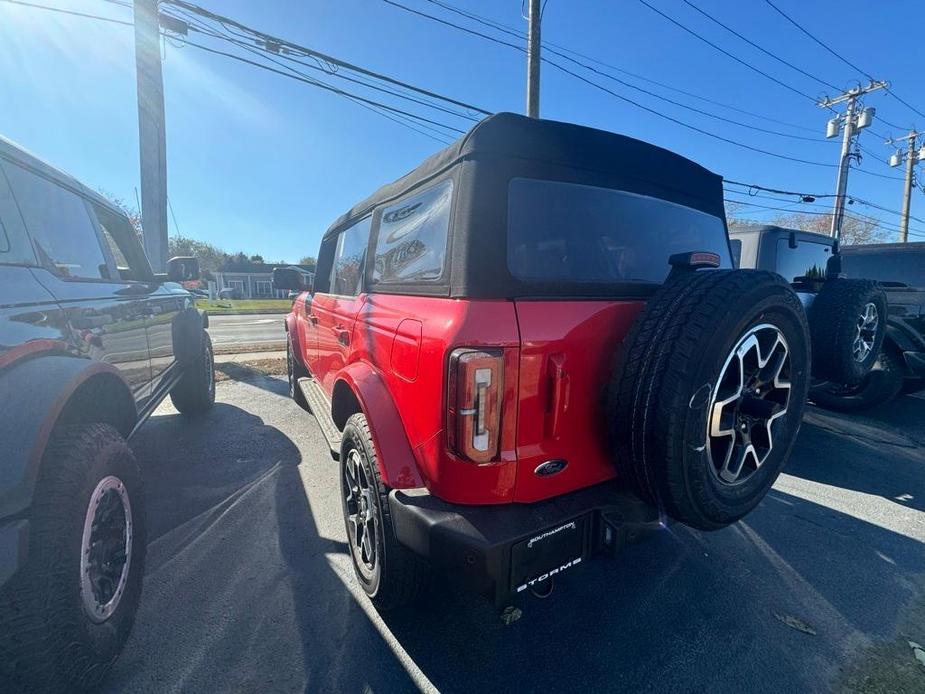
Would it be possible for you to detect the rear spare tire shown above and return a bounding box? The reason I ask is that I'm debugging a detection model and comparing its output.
[808,279,886,385]
[608,269,810,530]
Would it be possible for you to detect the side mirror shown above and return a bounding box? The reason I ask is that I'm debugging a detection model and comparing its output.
[273,267,308,292]
[167,256,200,282]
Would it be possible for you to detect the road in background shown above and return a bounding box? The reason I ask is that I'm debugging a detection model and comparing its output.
[105,378,925,693]
[206,313,286,348]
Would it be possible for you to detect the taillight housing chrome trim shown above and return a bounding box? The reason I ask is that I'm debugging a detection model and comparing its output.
[447,348,504,463]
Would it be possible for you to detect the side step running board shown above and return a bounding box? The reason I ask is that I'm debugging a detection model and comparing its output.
[297,377,342,456]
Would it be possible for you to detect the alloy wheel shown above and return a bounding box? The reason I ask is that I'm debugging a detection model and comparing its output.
[80,475,133,623]
[853,302,879,363]
[706,324,792,485]
[343,449,378,578]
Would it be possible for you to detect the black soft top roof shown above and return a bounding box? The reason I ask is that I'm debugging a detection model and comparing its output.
[325,112,724,237]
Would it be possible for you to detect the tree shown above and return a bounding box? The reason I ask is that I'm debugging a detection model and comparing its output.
[724,201,893,245]
[98,189,142,236]
[167,235,229,273]
[249,254,264,264]
[765,212,891,245]
[297,255,317,267]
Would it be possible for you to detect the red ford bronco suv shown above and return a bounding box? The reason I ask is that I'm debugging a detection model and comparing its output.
[274,113,814,608]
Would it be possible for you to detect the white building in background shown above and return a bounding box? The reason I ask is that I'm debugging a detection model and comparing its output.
[209,264,314,299]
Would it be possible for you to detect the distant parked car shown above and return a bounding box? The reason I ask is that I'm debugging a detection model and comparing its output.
[730,225,887,388]
[218,287,241,300]
[820,242,925,408]
[189,288,209,298]
[731,227,924,409]
[0,136,215,692]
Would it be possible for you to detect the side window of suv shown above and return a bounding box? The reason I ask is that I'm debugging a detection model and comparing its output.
[2,161,111,280]
[373,180,453,284]
[91,203,150,281]
[329,216,371,296]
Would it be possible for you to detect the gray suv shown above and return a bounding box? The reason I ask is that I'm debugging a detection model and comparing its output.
[0,136,215,692]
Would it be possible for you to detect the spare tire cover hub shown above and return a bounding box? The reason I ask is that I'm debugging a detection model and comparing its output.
[707,324,791,485]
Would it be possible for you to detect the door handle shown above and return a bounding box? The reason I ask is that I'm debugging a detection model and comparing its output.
[309,314,319,324]
[336,328,350,346]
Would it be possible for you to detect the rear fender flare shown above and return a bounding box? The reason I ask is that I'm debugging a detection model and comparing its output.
[335,362,424,489]
[0,357,136,519]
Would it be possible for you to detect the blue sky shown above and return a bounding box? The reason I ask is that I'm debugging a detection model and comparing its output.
[1,0,922,261]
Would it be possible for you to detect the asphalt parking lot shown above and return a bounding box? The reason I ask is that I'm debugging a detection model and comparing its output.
[103,375,925,694]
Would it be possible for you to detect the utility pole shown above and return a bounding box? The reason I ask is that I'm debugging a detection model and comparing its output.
[887,130,923,243]
[525,0,541,118]
[820,81,887,241]
[133,0,168,272]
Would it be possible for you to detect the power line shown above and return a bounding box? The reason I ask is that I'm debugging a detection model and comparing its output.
[161,4,463,142]
[384,0,841,167]
[677,0,840,92]
[175,37,467,133]
[164,0,492,116]
[724,196,925,238]
[0,0,132,25]
[172,11,480,124]
[724,189,925,237]
[164,13,458,144]
[634,0,825,106]
[763,0,925,124]
[725,180,925,229]
[424,0,821,134]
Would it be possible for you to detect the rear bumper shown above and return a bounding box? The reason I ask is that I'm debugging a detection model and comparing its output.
[0,518,29,590]
[388,481,660,605]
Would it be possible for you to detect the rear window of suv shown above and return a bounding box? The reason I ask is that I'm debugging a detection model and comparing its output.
[507,178,731,285]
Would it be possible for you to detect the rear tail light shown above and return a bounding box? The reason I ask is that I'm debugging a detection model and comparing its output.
[447,348,503,463]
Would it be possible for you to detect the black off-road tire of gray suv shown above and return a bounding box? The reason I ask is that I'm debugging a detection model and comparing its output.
[810,348,905,412]
[339,413,428,610]
[0,424,146,694]
[808,279,887,386]
[170,329,216,415]
[608,269,810,531]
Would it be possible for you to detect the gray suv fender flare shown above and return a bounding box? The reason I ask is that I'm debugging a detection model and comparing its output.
[0,356,136,521]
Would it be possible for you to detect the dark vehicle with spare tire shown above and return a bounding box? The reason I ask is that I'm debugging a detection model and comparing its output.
[275,113,811,609]
[0,136,215,693]
[730,226,920,410]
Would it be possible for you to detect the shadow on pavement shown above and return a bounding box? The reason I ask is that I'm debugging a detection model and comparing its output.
[109,378,925,694]
[784,398,925,513]
[379,489,925,694]
[107,400,420,693]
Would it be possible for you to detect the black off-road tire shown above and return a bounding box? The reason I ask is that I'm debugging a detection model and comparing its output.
[0,424,146,693]
[810,349,905,412]
[287,331,309,410]
[170,329,215,415]
[340,413,427,610]
[608,269,810,530]
[808,279,887,385]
